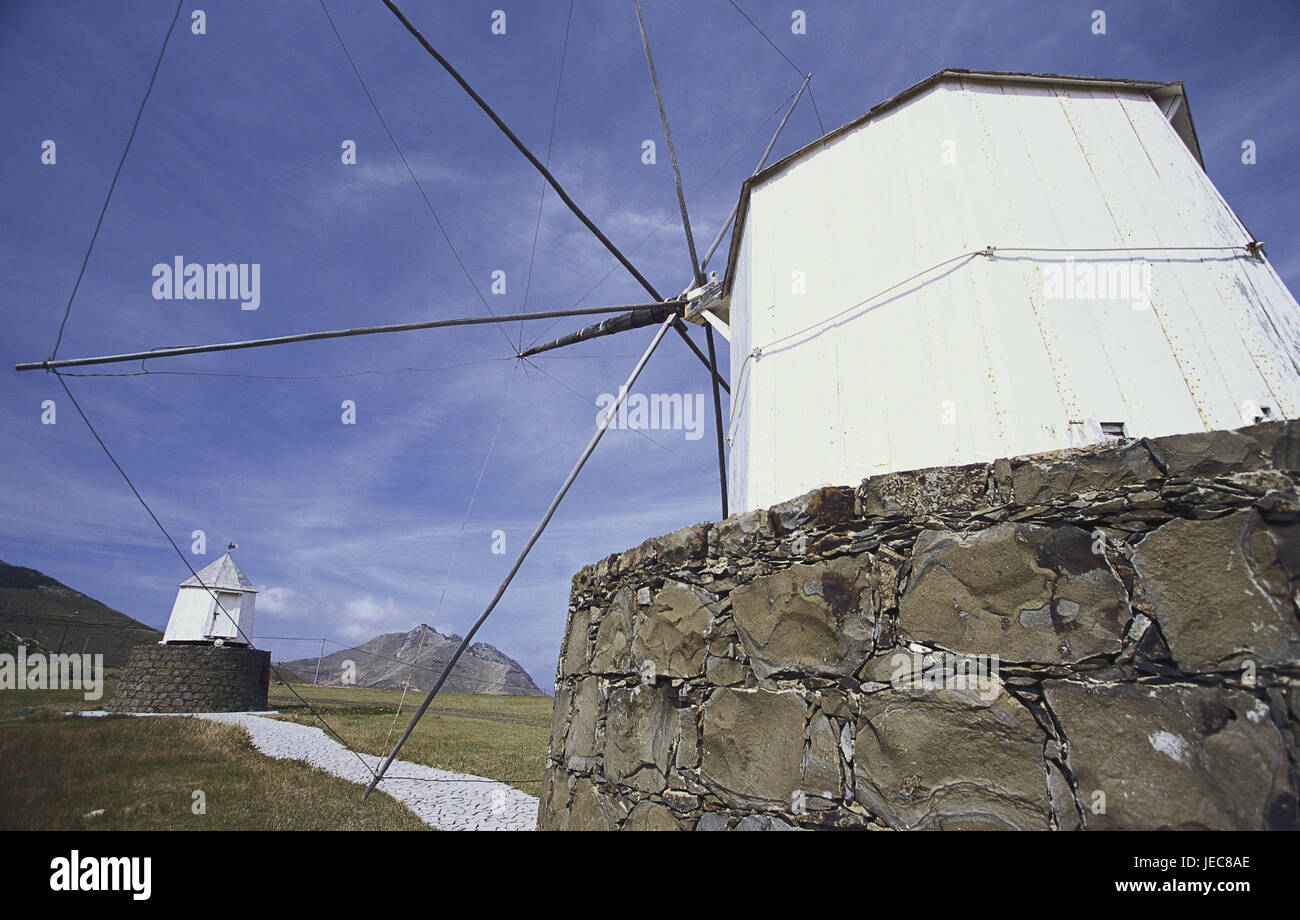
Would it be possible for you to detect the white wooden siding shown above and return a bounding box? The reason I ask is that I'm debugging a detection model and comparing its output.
[728,79,1300,511]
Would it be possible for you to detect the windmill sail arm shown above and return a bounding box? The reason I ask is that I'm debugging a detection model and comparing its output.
[364,315,680,797]
[521,309,730,396]
[633,0,703,288]
[14,302,674,372]
[700,72,811,274]
[381,0,663,303]
[517,307,671,358]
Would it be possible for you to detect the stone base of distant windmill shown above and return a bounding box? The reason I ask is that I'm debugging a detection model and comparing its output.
[539,420,1300,831]
[107,644,270,713]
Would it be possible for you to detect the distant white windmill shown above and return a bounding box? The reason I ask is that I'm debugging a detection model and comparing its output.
[160,543,257,646]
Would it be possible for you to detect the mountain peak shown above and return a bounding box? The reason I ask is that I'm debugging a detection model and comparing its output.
[282,624,544,696]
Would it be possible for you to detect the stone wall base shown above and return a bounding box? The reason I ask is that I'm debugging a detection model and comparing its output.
[107,643,270,713]
[541,421,1300,830]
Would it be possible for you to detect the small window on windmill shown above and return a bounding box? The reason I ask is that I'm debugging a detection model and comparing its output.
[1100,421,1128,441]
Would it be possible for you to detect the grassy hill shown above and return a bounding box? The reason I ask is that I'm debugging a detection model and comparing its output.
[0,558,161,666]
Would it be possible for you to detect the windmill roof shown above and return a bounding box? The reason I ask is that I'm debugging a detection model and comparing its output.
[179,552,257,593]
[720,69,1203,301]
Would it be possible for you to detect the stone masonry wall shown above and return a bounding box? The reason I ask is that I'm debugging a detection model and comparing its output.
[108,643,270,713]
[539,421,1300,830]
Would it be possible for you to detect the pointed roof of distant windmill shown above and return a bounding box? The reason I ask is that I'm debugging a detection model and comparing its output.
[179,550,257,593]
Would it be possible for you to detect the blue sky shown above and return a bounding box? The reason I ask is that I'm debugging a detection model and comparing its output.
[2,0,1297,689]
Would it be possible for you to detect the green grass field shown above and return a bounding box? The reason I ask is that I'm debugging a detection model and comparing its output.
[0,676,554,829]
[268,680,554,797]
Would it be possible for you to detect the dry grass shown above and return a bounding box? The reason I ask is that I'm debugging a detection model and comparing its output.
[0,708,427,830]
[0,675,553,830]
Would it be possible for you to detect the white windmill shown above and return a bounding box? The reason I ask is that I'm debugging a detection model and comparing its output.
[160,543,258,646]
[717,70,1300,511]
